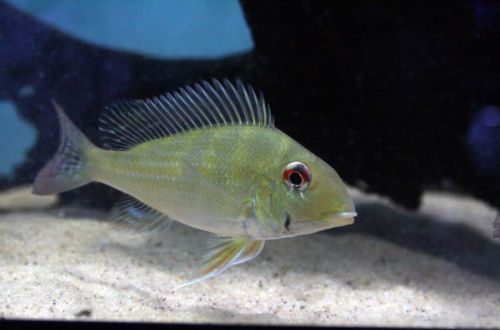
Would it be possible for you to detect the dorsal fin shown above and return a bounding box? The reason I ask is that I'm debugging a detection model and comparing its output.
[98,79,274,150]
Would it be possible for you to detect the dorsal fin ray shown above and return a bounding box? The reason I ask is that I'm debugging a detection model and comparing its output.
[99,79,274,150]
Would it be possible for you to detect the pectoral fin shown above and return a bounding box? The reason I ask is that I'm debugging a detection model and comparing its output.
[180,160,244,216]
[176,238,265,289]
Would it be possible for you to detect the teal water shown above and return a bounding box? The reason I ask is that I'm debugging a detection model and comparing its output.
[5,0,253,59]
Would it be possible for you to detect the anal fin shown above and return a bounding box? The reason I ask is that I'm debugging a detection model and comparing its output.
[110,195,172,234]
[176,237,265,289]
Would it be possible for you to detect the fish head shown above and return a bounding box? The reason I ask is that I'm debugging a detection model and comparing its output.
[273,151,356,237]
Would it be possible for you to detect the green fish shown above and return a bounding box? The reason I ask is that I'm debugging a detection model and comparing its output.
[33,79,356,286]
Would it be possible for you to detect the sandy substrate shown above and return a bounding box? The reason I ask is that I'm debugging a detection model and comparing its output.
[0,187,498,326]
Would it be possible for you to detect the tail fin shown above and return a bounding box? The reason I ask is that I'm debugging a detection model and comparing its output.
[33,101,95,195]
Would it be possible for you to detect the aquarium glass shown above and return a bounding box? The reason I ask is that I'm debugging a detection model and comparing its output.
[0,0,498,327]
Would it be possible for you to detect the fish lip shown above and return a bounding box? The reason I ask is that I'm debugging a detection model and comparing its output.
[282,211,356,237]
[333,211,357,219]
[319,211,357,219]
[321,211,357,226]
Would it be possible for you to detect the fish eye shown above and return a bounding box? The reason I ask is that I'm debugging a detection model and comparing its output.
[283,161,311,191]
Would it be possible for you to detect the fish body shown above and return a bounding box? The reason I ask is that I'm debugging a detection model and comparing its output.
[33,79,356,286]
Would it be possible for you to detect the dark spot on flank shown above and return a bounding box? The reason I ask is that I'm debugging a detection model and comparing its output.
[285,213,291,230]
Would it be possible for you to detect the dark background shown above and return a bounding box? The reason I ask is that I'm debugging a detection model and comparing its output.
[1,0,499,211]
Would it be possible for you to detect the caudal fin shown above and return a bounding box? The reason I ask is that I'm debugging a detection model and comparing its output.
[33,101,95,195]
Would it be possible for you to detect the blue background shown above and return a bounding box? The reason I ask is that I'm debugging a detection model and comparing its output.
[0,0,253,175]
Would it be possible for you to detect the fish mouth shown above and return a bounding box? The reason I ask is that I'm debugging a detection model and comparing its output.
[277,211,356,238]
[322,211,357,226]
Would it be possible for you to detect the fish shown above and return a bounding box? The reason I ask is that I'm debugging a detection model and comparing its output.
[33,79,356,287]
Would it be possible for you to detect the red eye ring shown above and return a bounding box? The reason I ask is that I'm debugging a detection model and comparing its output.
[283,161,311,191]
